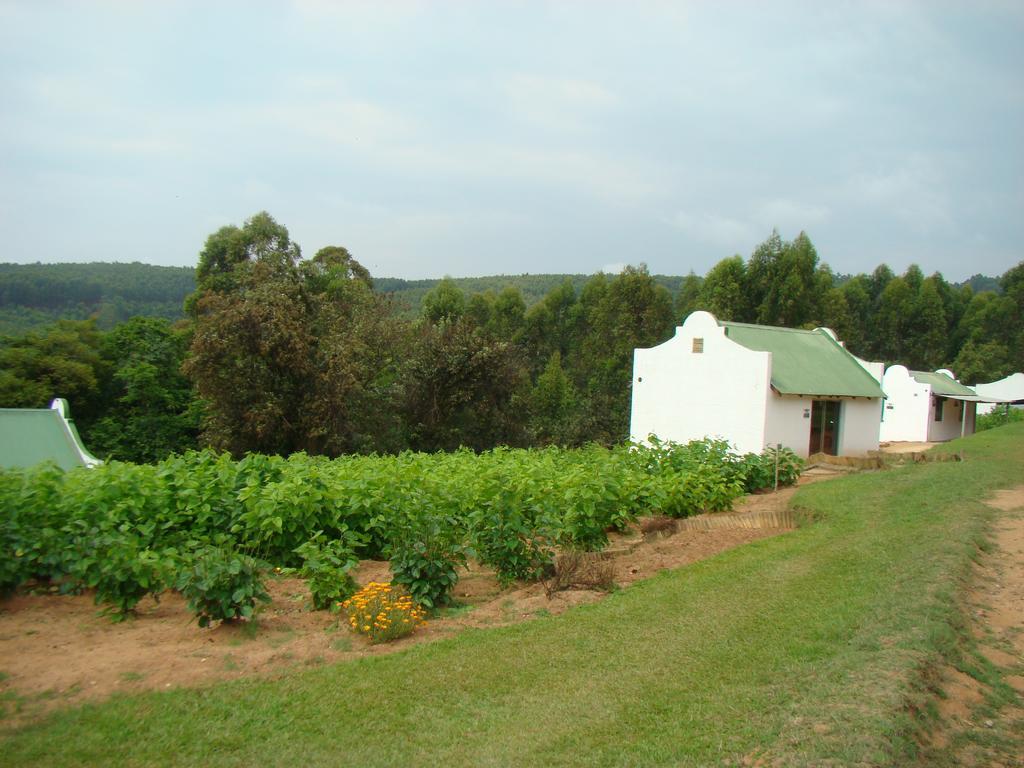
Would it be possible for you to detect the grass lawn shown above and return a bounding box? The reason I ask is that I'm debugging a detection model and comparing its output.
[3,424,1023,767]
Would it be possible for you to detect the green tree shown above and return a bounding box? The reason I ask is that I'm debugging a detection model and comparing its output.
[905,277,948,370]
[421,278,466,325]
[675,272,703,320]
[745,229,784,322]
[0,320,107,422]
[403,319,527,452]
[187,211,301,311]
[952,340,1012,385]
[528,351,581,446]
[520,279,582,376]
[870,277,914,363]
[88,317,199,462]
[999,261,1024,369]
[304,268,406,455]
[184,213,403,456]
[819,287,858,352]
[838,275,872,355]
[699,256,749,321]
[185,258,314,456]
[867,264,895,303]
[574,266,675,443]
[757,231,821,327]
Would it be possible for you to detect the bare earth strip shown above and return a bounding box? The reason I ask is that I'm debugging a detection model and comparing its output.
[926,486,1024,766]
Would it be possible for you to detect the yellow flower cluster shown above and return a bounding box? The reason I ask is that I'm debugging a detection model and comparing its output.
[341,581,427,644]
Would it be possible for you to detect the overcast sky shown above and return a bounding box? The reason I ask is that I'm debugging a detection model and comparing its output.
[1,1,1021,280]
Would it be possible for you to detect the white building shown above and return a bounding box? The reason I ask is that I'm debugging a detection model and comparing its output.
[629,311,886,457]
[878,366,978,443]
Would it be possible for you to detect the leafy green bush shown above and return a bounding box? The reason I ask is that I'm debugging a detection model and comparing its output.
[976,406,1024,432]
[0,440,793,611]
[293,531,361,610]
[387,501,470,609]
[470,506,554,587]
[738,446,803,492]
[175,546,271,627]
[69,532,176,620]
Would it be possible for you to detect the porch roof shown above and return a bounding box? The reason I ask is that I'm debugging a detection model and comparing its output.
[909,370,977,398]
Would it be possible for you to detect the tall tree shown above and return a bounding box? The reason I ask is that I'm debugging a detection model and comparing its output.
[528,351,581,446]
[88,317,199,462]
[869,277,914,363]
[675,271,703,321]
[421,277,466,326]
[699,256,749,321]
[403,318,527,452]
[745,229,784,322]
[756,231,821,327]
[905,277,948,370]
[184,213,402,456]
[574,266,675,443]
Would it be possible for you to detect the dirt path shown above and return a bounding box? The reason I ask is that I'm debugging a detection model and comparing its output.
[0,479,832,727]
[925,486,1024,766]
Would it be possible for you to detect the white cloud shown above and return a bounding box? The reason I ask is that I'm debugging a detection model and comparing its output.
[499,74,619,135]
[668,210,758,251]
[753,197,830,232]
[844,154,953,233]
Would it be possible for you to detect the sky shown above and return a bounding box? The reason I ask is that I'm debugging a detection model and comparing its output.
[0,1,1022,281]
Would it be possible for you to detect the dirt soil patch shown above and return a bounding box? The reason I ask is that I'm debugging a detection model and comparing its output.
[879,441,938,454]
[0,476,831,726]
[923,486,1024,765]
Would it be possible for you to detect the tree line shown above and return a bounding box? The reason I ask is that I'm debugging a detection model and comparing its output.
[1,212,1021,463]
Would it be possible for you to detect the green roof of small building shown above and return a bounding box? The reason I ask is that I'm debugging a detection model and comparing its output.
[910,371,977,398]
[0,407,97,471]
[721,321,886,398]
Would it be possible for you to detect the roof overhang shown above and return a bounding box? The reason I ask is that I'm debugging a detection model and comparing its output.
[938,394,1010,403]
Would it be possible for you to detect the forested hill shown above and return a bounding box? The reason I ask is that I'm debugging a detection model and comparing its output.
[0,263,688,333]
[0,262,195,335]
[0,261,1003,334]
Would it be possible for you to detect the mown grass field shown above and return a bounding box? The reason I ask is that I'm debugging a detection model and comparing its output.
[3,424,1022,767]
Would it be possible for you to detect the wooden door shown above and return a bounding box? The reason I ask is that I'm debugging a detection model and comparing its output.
[809,400,841,455]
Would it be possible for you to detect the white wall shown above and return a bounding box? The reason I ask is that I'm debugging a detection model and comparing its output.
[764,395,813,457]
[763,395,881,457]
[839,398,884,455]
[879,365,931,442]
[630,311,771,454]
[926,397,975,442]
[853,356,885,384]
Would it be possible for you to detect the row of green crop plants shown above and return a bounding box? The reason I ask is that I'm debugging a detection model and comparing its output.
[0,439,802,626]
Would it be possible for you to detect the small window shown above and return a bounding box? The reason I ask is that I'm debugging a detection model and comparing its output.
[692,337,704,353]
[934,396,944,422]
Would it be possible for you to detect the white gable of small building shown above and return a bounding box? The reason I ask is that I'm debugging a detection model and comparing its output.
[629,311,772,455]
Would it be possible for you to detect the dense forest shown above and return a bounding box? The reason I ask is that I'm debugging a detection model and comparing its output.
[1,212,1021,463]
[0,262,195,336]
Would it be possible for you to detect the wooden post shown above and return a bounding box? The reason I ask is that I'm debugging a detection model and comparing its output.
[774,443,781,492]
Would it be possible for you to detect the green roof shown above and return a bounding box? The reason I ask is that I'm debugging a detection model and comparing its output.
[721,321,885,398]
[910,371,977,398]
[0,408,96,471]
